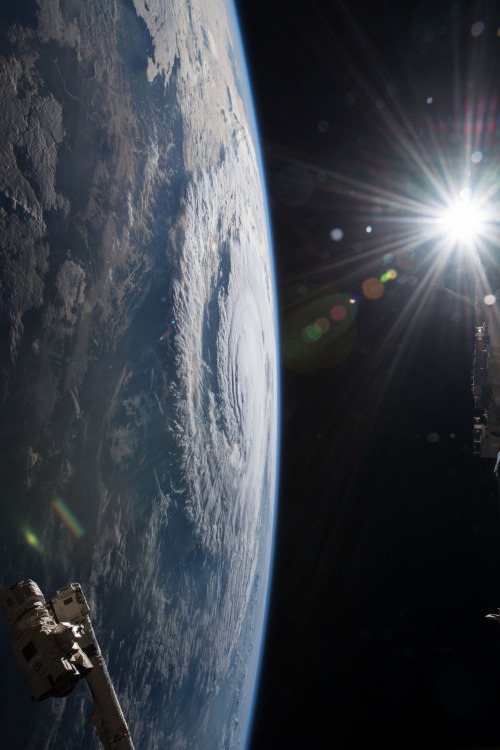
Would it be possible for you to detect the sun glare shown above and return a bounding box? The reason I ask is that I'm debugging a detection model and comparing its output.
[438,189,486,247]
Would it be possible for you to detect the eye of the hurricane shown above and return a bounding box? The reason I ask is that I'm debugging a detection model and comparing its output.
[438,189,485,247]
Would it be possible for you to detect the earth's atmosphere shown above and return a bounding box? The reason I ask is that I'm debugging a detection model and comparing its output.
[0,1,279,748]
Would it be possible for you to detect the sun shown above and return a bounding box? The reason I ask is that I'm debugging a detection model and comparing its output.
[437,188,486,248]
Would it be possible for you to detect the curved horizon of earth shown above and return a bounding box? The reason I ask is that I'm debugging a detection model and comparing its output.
[0,1,280,749]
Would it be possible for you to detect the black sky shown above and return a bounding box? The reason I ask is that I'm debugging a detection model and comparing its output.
[234,1,500,748]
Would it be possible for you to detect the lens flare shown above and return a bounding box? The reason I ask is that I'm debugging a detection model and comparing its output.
[23,528,43,553]
[281,286,358,372]
[315,317,331,333]
[330,304,347,321]
[362,278,384,300]
[51,496,85,539]
[270,1,500,465]
[380,269,398,283]
[304,324,322,342]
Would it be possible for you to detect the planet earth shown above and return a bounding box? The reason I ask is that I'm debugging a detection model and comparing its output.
[0,1,279,748]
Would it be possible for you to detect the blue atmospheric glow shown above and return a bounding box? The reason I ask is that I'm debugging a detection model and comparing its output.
[226,2,281,749]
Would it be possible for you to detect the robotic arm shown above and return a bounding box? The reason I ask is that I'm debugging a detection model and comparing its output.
[1,580,135,750]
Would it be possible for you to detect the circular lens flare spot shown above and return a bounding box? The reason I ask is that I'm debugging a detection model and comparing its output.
[396,253,413,271]
[484,294,496,306]
[330,227,344,241]
[362,277,384,300]
[471,21,485,37]
[315,317,330,333]
[304,324,322,342]
[331,304,347,321]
